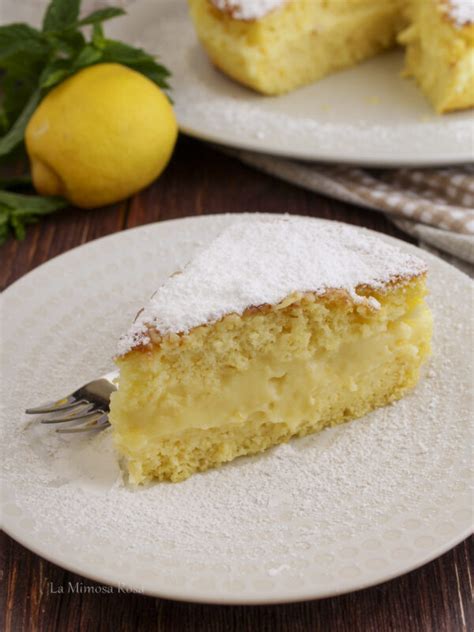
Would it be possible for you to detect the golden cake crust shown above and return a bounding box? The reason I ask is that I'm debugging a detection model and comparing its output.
[124,274,427,356]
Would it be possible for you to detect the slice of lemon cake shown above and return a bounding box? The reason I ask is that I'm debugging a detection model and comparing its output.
[188,0,404,95]
[188,0,474,112]
[109,219,432,484]
[398,0,474,113]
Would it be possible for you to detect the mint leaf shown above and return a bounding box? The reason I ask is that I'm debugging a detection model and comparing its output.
[91,22,106,49]
[0,24,49,61]
[43,0,80,32]
[100,39,156,64]
[0,174,32,188]
[100,40,171,90]
[0,90,41,157]
[72,44,103,70]
[0,25,51,128]
[0,72,36,132]
[39,64,70,89]
[46,29,86,57]
[126,60,171,87]
[39,45,104,90]
[0,49,49,84]
[0,191,67,214]
[79,7,126,26]
[0,206,11,244]
[0,191,67,244]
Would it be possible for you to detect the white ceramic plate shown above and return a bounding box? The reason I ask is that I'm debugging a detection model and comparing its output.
[3,0,473,166]
[106,0,474,167]
[2,214,473,605]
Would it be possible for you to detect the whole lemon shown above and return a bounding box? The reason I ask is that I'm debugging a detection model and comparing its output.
[25,63,178,208]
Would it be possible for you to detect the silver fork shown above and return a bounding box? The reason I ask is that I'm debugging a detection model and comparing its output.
[25,370,118,433]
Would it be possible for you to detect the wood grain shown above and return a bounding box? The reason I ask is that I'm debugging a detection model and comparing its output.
[1,137,472,631]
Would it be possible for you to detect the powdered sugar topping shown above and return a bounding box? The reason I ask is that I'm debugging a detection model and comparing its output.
[210,0,286,20]
[210,0,473,25]
[447,0,474,26]
[118,218,426,354]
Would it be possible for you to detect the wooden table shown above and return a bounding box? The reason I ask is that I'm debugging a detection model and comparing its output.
[1,137,472,632]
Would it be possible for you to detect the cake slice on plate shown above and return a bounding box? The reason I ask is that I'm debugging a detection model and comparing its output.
[398,0,474,113]
[188,0,404,96]
[109,219,432,484]
[187,0,474,112]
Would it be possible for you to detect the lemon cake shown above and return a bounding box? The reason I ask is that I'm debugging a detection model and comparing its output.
[188,0,474,112]
[399,0,474,113]
[109,219,432,484]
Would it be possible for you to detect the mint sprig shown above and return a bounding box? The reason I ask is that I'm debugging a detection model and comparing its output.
[0,0,172,245]
[0,191,68,243]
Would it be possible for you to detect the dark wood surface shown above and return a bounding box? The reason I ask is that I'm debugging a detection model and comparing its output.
[1,137,472,631]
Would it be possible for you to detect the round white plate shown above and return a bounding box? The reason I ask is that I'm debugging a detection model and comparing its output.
[2,214,473,605]
[107,0,473,167]
[3,0,473,166]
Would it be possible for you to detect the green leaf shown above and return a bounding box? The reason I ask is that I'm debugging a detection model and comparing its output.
[40,68,69,90]
[39,42,104,90]
[10,213,28,240]
[128,63,171,92]
[0,24,49,61]
[0,174,32,189]
[99,40,171,90]
[0,50,48,84]
[72,44,103,70]
[0,89,41,157]
[79,7,126,26]
[99,39,154,64]
[0,108,8,135]
[42,0,80,32]
[39,58,71,89]
[92,22,106,49]
[47,29,86,56]
[0,192,68,245]
[0,206,11,244]
[0,72,38,131]
[0,191,67,215]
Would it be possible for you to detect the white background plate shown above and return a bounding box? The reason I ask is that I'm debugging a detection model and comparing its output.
[3,0,473,166]
[2,214,473,604]
[107,0,474,166]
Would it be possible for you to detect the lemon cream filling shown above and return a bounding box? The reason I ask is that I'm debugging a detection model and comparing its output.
[112,281,431,484]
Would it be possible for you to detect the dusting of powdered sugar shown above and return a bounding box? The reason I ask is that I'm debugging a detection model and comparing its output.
[1,215,472,597]
[118,218,426,354]
[447,0,474,26]
[209,0,474,25]
[210,0,286,20]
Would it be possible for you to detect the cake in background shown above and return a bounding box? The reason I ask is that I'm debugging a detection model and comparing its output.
[188,0,474,113]
[399,0,474,113]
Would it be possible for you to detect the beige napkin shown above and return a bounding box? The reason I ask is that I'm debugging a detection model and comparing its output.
[227,149,474,275]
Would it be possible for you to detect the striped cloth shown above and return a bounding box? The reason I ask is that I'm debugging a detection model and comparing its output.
[228,150,474,275]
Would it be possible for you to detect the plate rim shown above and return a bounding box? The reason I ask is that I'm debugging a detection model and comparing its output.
[1,520,471,605]
[177,122,474,169]
[2,213,473,605]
